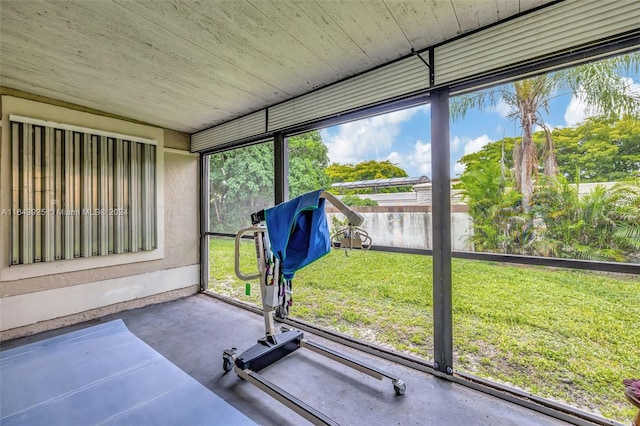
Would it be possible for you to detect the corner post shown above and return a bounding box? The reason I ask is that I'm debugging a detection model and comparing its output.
[431,87,453,375]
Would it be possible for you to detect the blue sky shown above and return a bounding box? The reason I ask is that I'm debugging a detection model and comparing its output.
[319,73,639,179]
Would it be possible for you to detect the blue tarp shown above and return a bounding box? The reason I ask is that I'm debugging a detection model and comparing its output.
[0,319,255,426]
[265,190,330,280]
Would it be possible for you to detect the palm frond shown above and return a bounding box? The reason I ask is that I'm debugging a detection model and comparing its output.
[537,121,559,177]
[450,87,509,121]
[563,53,640,120]
[532,238,561,258]
[613,225,640,251]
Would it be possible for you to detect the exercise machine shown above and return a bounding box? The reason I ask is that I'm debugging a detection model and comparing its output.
[222,190,405,426]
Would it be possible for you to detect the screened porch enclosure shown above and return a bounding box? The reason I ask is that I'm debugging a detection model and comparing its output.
[1,0,639,425]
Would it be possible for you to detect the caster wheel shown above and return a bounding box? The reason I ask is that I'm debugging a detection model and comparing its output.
[275,306,288,319]
[393,380,406,396]
[223,356,233,373]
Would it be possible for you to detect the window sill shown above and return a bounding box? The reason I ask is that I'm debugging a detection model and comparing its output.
[0,248,164,281]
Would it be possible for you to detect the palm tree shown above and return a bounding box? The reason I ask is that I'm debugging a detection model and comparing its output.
[457,161,527,253]
[451,53,640,212]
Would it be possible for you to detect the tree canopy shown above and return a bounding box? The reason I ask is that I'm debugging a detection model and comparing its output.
[326,160,410,194]
[451,53,640,211]
[209,131,330,232]
[326,160,408,183]
[288,131,331,197]
[552,116,640,183]
[456,116,640,185]
[209,143,274,233]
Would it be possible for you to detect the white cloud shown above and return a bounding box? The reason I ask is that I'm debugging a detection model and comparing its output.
[462,134,492,156]
[321,121,383,165]
[454,161,466,176]
[451,136,462,152]
[564,77,640,126]
[383,141,431,176]
[322,106,424,164]
[564,91,596,126]
[409,140,432,175]
[387,151,403,165]
[417,104,431,116]
[450,135,492,176]
[492,99,514,118]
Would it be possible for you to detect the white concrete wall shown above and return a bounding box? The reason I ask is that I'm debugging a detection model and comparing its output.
[354,211,431,249]
[0,92,200,340]
[335,181,618,252]
[332,184,472,251]
[327,208,473,251]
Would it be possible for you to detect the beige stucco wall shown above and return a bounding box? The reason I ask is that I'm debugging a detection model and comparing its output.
[0,91,200,340]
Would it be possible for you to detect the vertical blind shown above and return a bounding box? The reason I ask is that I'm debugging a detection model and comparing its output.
[9,119,157,265]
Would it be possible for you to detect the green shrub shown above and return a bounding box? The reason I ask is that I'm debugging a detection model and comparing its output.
[341,194,378,206]
[532,177,640,261]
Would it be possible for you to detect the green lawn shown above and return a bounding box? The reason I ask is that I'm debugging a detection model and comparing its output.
[209,237,640,422]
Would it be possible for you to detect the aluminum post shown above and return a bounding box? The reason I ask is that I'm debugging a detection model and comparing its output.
[431,87,453,375]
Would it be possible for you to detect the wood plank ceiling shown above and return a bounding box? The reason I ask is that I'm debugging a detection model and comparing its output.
[0,0,554,134]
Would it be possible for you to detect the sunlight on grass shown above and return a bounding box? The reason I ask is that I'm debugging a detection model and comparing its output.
[208,237,639,422]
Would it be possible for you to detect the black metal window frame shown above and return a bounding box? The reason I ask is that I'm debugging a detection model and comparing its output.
[199,34,640,425]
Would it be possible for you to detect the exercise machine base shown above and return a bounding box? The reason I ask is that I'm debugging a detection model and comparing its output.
[223,327,406,426]
[231,329,303,371]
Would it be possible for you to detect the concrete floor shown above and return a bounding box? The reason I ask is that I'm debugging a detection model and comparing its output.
[2,294,576,426]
